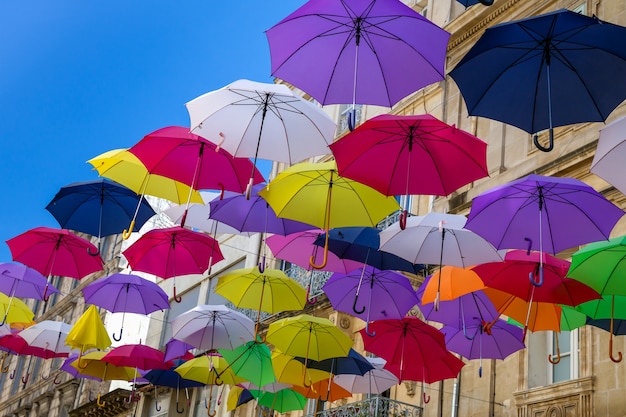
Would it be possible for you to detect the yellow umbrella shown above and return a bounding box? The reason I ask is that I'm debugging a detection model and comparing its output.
[0,293,34,325]
[259,161,400,269]
[272,351,330,387]
[215,266,306,335]
[87,149,204,238]
[65,305,111,367]
[174,354,244,386]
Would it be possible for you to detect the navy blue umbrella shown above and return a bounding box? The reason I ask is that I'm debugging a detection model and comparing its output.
[313,227,424,274]
[46,179,156,253]
[294,349,374,376]
[456,0,493,6]
[449,9,626,152]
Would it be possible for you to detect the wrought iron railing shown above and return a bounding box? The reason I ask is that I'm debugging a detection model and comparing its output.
[305,397,423,417]
[283,265,332,299]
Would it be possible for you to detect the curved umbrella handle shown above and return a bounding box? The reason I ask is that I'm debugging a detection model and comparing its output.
[21,372,30,384]
[112,328,123,342]
[245,178,255,200]
[610,333,623,363]
[208,408,217,417]
[309,245,328,270]
[176,401,185,414]
[423,392,430,404]
[352,295,366,315]
[218,182,225,200]
[533,129,554,152]
[305,286,317,305]
[399,210,408,230]
[214,375,224,386]
[9,369,15,379]
[87,246,100,257]
[53,374,62,385]
[524,237,532,255]
[254,332,267,344]
[122,220,135,240]
[76,350,89,369]
[215,132,225,152]
[479,366,483,378]
[97,393,106,408]
[173,286,182,303]
[258,256,265,273]
[529,266,544,287]
[42,284,51,303]
[364,322,376,337]
[347,109,357,132]
[155,400,161,412]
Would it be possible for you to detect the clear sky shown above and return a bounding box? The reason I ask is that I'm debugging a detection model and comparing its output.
[0,1,305,262]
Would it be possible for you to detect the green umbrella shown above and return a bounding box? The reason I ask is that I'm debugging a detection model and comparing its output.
[577,295,626,363]
[218,341,275,388]
[251,388,307,413]
[568,235,626,295]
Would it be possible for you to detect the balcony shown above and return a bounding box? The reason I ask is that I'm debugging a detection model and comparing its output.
[305,397,423,417]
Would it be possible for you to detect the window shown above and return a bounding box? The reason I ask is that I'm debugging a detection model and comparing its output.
[527,329,579,388]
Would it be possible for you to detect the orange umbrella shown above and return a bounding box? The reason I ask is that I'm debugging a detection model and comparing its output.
[292,377,352,402]
[421,266,485,304]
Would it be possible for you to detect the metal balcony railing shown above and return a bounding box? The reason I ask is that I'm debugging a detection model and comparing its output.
[305,397,423,417]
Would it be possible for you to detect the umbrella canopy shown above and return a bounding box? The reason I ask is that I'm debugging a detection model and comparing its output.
[6,227,103,279]
[0,294,34,326]
[266,0,450,107]
[253,388,308,413]
[60,354,100,380]
[0,262,59,300]
[323,266,419,328]
[227,385,255,411]
[465,175,624,254]
[170,304,255,351]
[292,378,352,402]
[70,351,138,381]
[334,361,399,394]
[293,348,373,376]
[45,178,156,239]
[591,116,626,195]
[313,227,425,274]
[218,341,275,388]
[65,305,112,354]
[483,288,561,333]
[163,339,195,362]
[473,250,600,306]
[0,334,62,359]
[87,148,204,204]
[128,126,264,193]
[417,287,500,330]
[449,9,626,152]
[271,351,330,387]
[567,235,626,296]
[209,184,313,235]
[143,365,205,388]
[123,226,224,278]
[18,320,72,357]
[187,79,336,166]
[102,343,170,370]
[382,350,464,384]
[267,314,353,362]
[174,354,244,385]
[420,266,485,304]
[330,114,488,197]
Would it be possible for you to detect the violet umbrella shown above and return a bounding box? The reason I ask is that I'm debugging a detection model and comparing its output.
[122,226,224,303]
[465,174,624,255]
[6,227,104,301]
[163,338,195,362]
[81,273,170,341]
[266,0,450,126]
[323,266,419,336]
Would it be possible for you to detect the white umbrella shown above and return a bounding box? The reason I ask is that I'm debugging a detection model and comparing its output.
[186,79,336,196]
[19,320,73,355]
[334,357,398,394]
[591,116,626,195]
[170,304,256,351]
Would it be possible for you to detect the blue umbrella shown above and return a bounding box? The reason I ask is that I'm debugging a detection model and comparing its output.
[456,0,493,6]
[313,227,424,274]
[45,179,156,254]
[449,9,626,152]
[294,348,374,376]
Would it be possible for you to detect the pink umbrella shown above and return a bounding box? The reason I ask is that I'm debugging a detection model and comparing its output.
[6,227,103,301]
[122,226,224,302]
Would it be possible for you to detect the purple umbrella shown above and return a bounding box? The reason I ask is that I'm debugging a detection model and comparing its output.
[323,266,419,336]
[465,174,624,254]
[209,184,313,236]
[163,338,195,362]
[441,318,525,377]
[266,0,450,113]
[0,262,59,300]
[81,273,170,341]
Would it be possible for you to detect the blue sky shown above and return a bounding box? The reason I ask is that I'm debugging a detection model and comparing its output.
[0,1,304,261]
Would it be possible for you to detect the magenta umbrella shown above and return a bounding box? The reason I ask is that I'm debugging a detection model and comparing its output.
[122,226,224,302]
[6,227,103,301]
[330,114,488,198]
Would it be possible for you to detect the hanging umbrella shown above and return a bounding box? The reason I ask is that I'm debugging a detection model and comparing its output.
[271,351,330,387]
[0,294,34,328]
[456,0,494,6]
[226,385,255,411]
[60,353,100,380]
[330,114,488,198]
[465,175,624,254]
[6,227,104,301]
[449,9,626,152]
[0,262,60,300]
[215,267,306,335]
[163,339,195,362]
[292,377,352,402]
[293,348,373,377]
[265,0,450,110]
[174,354,244,386]
[313,227,425,274]
[218,340,275,388]
[334,358,399,394]
[65,305,112,367]
[383,350,464,384]
[123,226,224,302]
[590,116,626,195]
[577,295,626,363]
[567,235,626,296]
[252,388,308,413]
[81,273,170,341]
[143,363,205,388]
[420,266,485,304]
[260,161,400,269]
[45,178,156,253]
[18,320,73,358]
[187,79,336,195]
[170,304,255,351]
[323,266,419,335]
[102,343,170,371]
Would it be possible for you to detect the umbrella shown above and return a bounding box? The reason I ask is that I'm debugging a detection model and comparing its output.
[65,305,112,367]
[383,350,464,384]
[174,354,244,386]
[0,294,34,327]
[456,0,494,6]
[60,354,100,380]
[420,266,485,304]
[449,9,626,152]
[292,378,352,402]
[123,226,224,302]
[102,343,170,370]
[577,295,626,363]
[265,0,450,111]
[333,359,399,394]
[170,304,255,351]
[226,385,255,411]
[209,184,313,236]
[323,266,419,335]
[218,341,275,388]
[215,267,306,334]
[252,388,307,413]
[0,263,58,324]
[81,273,170,341]
[465,175,624,255]
[271,351,330,387]
[163,339,194,362]
[143,364,205,388]
[313,227,425,275]
[259,161,400,269]
[187,79,336,193]
[591,116,626,195]
[330,114,488,198]
[293,348,373,377]
[45,178,156,253]
[6,227,104,301]
[18,320,73,358]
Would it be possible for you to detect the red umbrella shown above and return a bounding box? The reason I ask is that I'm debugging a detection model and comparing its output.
[360,317,454,383]
[330,114,488,198]
[6,227,103,301]
[122,226,224,302]
[383,350,464,384]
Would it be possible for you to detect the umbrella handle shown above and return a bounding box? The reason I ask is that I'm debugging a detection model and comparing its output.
[423,392,430,404]
[364,322,376,337]
[97,393,106,408]
[347,109,357,132]
[549,331,562,365]
[258,257,265,273]
[306,287,317,305]
[155,400,161,412]
[0,353,8,373]
[77,351,89,369]
[173,286,182,303]
[112,328,123,341]
[610,333,623,363]
[21,371,29,384]
[528,266,544,287]
[9,369,15,379]
[524,237,532,255]
[87,245,100,257]
[399,210,408,230]
[176,401,185,414]
[215,132,225,152]
[122,220,136,240]
[310,229,329,269]
[89,391,95,402]
[42,284,51,303]
[245,178,254,200]
[533,130,554,153]
[53,374,62,385]
[208,408,217,417]
[352,296,366,315]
